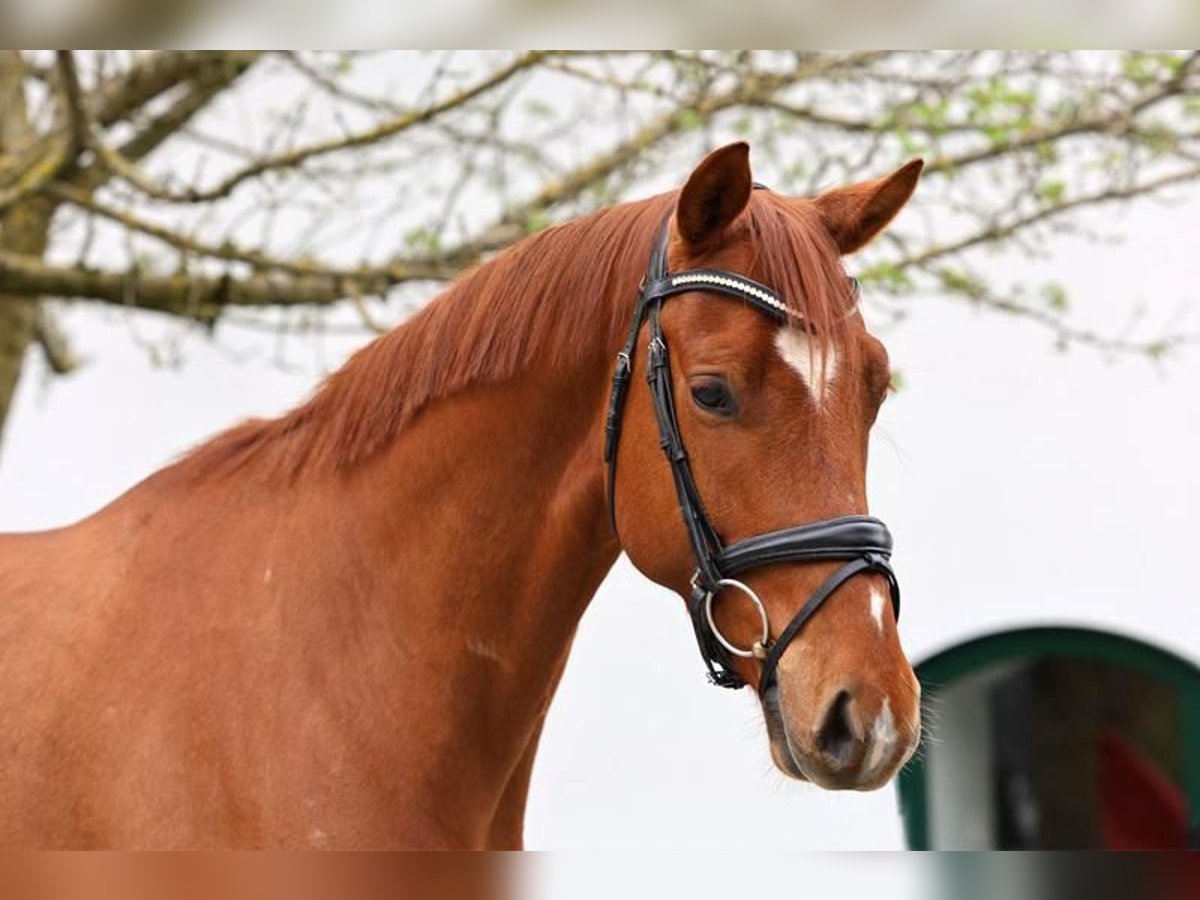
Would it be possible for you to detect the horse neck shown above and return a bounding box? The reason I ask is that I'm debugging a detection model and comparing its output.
[144,206,652,842]
[348,351,620,630]
[321,311,623,831]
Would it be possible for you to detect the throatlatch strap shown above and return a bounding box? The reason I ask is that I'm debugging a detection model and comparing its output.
[687,581,744,689]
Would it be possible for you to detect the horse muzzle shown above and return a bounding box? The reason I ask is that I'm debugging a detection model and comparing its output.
[762,679,921,791]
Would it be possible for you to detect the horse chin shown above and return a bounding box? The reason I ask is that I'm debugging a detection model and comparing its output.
[761,685,809,782]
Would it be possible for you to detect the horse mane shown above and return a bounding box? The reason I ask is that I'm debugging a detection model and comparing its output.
[176,188,853,482]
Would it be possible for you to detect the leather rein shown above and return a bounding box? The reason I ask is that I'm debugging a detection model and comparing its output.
[603,199,901,693]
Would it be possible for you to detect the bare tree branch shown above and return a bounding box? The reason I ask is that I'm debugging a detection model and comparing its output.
[0,51,264,215]
[0,249,383,319]
[0,51,55,446]
[914,263,1200,358]
[93,52,259,128]
[896,164,1200,271]
[0,47,1196,439]
[54,52,88,157]
[96,51,549,204]
[33,304,79,374]
[46,182,455,285]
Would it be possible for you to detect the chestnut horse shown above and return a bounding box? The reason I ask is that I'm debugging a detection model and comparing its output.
[0,143,922,849]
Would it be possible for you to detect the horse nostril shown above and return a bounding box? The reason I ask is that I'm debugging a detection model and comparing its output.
[815,690,858,767]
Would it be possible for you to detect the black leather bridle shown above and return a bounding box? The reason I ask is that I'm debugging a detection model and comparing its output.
[604,201,901,693]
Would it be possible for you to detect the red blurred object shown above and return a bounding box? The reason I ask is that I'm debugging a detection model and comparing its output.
[1098,731,1187,850]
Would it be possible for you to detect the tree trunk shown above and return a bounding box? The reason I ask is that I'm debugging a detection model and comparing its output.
[0,52,53,451]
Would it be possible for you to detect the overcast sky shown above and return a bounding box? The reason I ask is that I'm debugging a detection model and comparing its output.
[2,67,1198,855]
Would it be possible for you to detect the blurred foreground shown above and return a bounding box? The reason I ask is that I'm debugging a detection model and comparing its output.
[3,853,1200,899]
[3,0,1198,46]
[3,854,511,900]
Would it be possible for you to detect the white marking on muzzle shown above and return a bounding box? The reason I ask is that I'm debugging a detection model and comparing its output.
[865,698,896,776]
[775,328,839,409]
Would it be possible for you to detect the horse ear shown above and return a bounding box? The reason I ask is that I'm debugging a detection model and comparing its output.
[676,142,753,247]
[813,159,924,254]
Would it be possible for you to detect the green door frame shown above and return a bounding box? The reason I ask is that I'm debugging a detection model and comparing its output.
[896,626,1200,849]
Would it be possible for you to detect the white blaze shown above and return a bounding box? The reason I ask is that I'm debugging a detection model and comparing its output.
[775,328,839,408]
[869,586,888,633]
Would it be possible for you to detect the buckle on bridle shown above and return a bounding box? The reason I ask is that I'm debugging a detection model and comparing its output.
[707,670,745,689]
[613,351,631,379]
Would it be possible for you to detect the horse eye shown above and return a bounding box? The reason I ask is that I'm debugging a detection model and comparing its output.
[690,377,737,416]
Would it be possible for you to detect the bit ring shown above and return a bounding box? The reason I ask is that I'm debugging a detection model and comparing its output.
[704,578,771,659]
